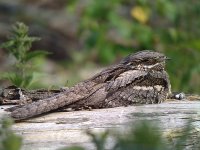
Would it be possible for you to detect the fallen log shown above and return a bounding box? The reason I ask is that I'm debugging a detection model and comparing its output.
[0,93,200,150]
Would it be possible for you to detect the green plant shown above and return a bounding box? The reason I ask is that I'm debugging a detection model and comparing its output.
[61,120,200,150]
[86,130,109,150]
[113,121,166,150]
[0,117,22,150]
[67,0,200,93]
[0,22,49,88]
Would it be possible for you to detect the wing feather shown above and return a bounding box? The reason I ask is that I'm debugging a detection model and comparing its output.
[106,70,147,92]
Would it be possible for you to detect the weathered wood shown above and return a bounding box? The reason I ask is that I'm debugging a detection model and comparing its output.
[1,99,200,150]
[0,86,62,105]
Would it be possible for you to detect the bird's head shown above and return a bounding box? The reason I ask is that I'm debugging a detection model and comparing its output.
[120,50,170,71]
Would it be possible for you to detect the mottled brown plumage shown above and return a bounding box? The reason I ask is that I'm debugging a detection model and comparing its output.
[9,50,171,120]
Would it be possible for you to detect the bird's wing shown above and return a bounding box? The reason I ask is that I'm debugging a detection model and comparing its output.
[103,70,170,107]
[105,70,147,92]
[103,70,148,107]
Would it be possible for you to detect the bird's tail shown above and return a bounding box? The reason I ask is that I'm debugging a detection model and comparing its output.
[10,81,97,120]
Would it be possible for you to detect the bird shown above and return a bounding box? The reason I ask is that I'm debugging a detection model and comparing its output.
[9,50,172,120]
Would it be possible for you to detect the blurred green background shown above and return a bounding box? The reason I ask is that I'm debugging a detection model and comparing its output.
[0,0,199,93]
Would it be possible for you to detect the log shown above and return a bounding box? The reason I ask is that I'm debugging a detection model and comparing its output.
[0,98,200,150]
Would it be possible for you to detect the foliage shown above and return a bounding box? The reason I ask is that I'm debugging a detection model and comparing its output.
[67,0,200,93]
[113,122,166,150]
[86,130,109,150]
[0,117,199,150]
[0,22,49,89]
[62,120,200,150]
[0,117,22,150]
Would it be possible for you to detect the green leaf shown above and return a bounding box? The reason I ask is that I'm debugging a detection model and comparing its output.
[1,118,13,129]
[3,134,22,150]
[114,121,166,150]
[25,50,50,62]
[0,117,22,150]
[98,46,116,64]
[6,73,24,87]
[87,131,109,150]
[22,74,34,88]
